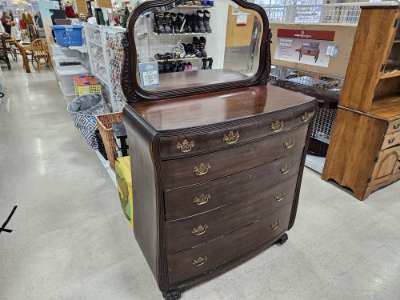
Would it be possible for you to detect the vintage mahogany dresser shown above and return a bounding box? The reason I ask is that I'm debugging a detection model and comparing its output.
[120,0,316,299]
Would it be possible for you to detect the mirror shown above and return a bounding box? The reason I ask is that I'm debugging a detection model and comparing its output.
[132,0,265,92]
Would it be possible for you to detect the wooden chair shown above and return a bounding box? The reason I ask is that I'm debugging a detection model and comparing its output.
[30,38,51,72]
[0,34,11,70]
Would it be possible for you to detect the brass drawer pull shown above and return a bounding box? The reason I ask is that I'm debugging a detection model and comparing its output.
[177,139,195,153]
[223,130,240,145]
[271,219,280,231]
[194,163,211,176]
[192,224,208,236]
[280,165,290,175]
[301,112,312,123]
[388,137,395,144]
[271,120,284,133]
[193,193,211,206]
[192,256,207,268]
[274,193,287,203]
[283,141,295,149]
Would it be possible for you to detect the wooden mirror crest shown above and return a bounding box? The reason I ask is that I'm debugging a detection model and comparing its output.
[121,0,272,103]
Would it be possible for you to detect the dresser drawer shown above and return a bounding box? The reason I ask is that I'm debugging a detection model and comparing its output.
[165,153,302,221]
[381,131,400,150]
[387,118,400,134]
[162,124,308,189]
[167,204,291,284]
[159,110,314,159]
[166,175,297,253]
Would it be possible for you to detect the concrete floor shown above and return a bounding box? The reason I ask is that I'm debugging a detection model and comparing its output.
[1,63,400,300]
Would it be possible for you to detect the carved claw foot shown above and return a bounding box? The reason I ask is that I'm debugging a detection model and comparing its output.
[163,289,182,300]
[276,233,288,245]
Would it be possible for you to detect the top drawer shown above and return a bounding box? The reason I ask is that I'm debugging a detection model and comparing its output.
[159,110,314,159]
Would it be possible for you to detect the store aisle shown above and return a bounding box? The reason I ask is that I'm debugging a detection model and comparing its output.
[1,63,400,300]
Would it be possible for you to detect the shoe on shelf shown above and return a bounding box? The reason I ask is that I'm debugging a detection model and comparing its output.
[197,10,206,33]
[170,13,179,33]
[155,13,165,33]
[199,36,207,57]
[176,13,185,33]
[190,14,200,33]
[158,61,165,73]
[183,14,192,33]
[207,57,213,69]
[164,12,173,34]
[202,58,208,70]
[192,37,202,57]
[203,10,212,33]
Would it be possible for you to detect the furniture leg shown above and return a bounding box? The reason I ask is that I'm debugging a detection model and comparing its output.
[276,233,288,245]
[162,289,181,300]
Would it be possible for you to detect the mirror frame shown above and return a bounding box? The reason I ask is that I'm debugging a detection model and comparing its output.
[121,0,271,103]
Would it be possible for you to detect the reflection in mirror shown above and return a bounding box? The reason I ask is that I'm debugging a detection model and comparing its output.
[134,0,263,91]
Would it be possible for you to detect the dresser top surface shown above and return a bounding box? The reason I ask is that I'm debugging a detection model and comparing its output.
[130,84,314,131]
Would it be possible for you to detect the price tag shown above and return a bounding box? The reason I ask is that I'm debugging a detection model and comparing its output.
[139,62,160,88]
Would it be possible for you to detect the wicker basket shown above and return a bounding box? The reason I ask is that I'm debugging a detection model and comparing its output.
[96,112,123,170]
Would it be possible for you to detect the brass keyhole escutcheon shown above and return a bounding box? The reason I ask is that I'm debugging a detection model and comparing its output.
[223,130,240,145]
[284,141,295,150]
[192,256,207,268]
[194,162,211,176]
[193,193,211,206]
[274,193,287,203]
[271,120,283,133]
[271,219,280,231]
[301,112,312,123]
[177,139,195,153]
[280,165,290,175]
[192,224,208,236]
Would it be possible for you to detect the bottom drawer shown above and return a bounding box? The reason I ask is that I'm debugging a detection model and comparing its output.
[167,204,292,284]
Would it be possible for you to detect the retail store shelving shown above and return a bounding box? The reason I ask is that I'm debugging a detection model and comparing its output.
[84,24,126,111]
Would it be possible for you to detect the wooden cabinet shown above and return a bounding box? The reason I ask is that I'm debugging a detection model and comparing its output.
[323,5,400,200]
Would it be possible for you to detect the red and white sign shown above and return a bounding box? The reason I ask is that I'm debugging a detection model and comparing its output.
[274,28,337,67]
[277,29,335,41]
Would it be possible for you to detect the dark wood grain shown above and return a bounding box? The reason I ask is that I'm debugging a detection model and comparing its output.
[165,156,301,220]
[162,125,308,189]
[133,84,315,131]
[166,176,298,253]
[159,105,314,159]
[167,204,291,284]
[123,110,161,281]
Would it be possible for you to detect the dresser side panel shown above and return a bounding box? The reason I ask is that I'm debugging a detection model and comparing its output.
[322,108,387,199]
[123,107,160,282]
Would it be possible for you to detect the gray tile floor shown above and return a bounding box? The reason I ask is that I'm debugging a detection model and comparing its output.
[0,63,399,300]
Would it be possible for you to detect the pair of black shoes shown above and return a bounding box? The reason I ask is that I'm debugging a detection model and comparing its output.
[154,53,175,60]
[182,37,207,58]
[153,10,211,34]
[158,61,193,73]
[202,57,213,70]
